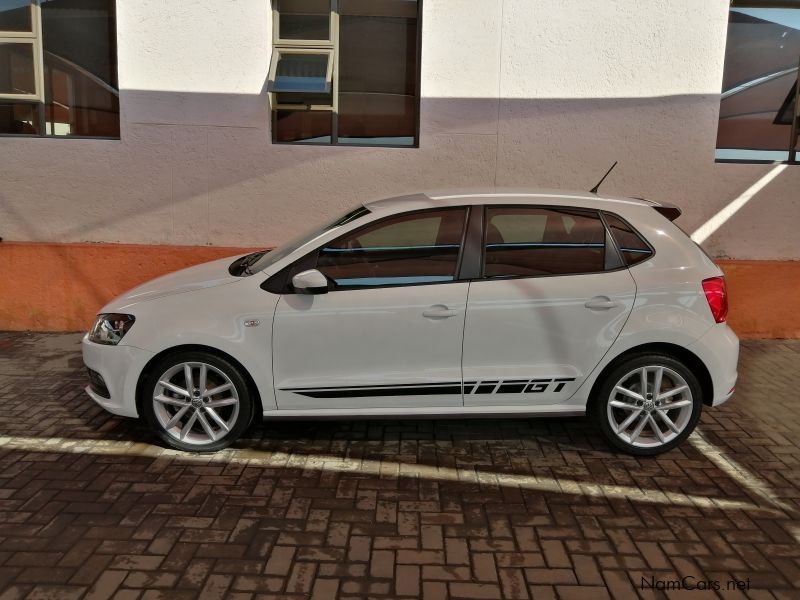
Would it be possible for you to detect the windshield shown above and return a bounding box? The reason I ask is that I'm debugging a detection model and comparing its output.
[244,205,371,275]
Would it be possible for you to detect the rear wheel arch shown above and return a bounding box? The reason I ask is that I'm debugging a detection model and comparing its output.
[588,342,714,409]
[136,344,264,418]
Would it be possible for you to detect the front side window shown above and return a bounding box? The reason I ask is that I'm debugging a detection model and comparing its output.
[483,207,607,278]
[269,0,420,147]
[316,208,467,288]
[0,0,119,138]
[716,1,800,163]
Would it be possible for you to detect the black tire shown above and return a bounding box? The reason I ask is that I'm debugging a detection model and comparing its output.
[590,353,703,456]
[140,351,254,452]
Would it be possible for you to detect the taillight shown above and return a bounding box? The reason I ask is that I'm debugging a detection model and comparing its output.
[702,277,728,323]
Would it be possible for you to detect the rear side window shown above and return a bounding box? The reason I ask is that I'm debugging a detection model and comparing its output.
[316,208,467,288]
[603,213,653,266]
[483,207,606,277]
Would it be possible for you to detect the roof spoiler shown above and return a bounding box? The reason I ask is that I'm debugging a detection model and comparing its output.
[631,197,682,221]
[653,203,682,221]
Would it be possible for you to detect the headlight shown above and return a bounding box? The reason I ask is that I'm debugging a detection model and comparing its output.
[89,313,136,345]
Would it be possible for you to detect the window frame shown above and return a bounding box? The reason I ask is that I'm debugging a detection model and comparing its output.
[269,206,473,293]
[0,0,120,140]
[269,0,422,148]
[268,47,334,98]
[0,1,43,103]
[272,0,336,46]
[477,204,630,281]
[715,1,800,164]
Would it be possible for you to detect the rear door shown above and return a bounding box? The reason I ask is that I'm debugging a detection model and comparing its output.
[462,205,636,406]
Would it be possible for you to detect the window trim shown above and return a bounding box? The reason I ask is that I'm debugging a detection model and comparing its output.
[0,0,120,140]
[272,0,336,47]
[716,3,800,165]
[0,1,44,102]
[268,47,334,96]
[477,204,628,281]
[269,0,422,148]
[270,205,472,293]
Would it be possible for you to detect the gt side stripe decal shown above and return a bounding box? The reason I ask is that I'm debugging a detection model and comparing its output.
[283,378,577,398]
[288,386,462,399]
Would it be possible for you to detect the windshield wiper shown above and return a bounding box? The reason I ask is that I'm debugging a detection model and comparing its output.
[229,250,269,276]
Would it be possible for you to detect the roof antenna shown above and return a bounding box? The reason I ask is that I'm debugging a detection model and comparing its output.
[590,161,618,194]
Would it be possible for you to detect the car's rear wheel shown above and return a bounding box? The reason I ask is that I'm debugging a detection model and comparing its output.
[141,351,253,452]
[592,354,702,455]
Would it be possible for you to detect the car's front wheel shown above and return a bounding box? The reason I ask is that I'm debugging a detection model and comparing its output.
[592,354,703,456]
[141,351,254,452]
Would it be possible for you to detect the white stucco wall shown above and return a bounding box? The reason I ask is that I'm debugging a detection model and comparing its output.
[0,0,798,259]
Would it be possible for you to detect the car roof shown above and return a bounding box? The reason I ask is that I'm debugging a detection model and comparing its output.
[362,188,660,212]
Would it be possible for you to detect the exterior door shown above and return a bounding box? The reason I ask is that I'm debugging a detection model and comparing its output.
[273,207,469,410]
[462,206,636,406]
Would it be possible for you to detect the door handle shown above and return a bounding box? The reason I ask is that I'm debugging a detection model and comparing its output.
[423,305,459,319]
[584,296,620,310]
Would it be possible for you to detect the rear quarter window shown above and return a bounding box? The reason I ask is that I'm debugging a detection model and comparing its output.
[603,213,653,266]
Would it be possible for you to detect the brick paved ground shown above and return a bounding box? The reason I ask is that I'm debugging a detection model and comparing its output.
[0,333,798,600]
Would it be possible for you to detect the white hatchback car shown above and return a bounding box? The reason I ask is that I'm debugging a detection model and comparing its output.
[83,189,738,455]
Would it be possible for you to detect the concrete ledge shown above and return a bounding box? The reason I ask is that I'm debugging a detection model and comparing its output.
[0,242,797,338]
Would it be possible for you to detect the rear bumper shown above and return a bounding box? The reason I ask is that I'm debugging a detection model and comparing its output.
[81,334,155,418]
[688,323,739,407]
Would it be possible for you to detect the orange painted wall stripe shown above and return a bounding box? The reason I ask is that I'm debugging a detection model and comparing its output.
[716,260,800,339]
[0,242,798,338]
[0,242,260,332]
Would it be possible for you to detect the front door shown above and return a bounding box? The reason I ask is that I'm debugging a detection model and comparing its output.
[462,205,636,406]
[272,207,470,410]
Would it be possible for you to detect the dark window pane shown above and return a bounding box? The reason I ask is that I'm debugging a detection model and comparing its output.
[278,0,330,40]
[273,52,330,93]
[484,208,606,277]
[337,0,418,145]
[317,209,466,288]
[275,109,331,143]
[717,7,800,154]
[0,0,31,32]
[0,42,35,95]
[603,213,653,267]
[340,0,417,19]
[339,3,418,95]
[337,92,415,145]
[275,91,332,107]
[41,0,119,137]
[0,101,38,134]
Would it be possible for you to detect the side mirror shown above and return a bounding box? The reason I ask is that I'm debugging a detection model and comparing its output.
[291,269,329,295]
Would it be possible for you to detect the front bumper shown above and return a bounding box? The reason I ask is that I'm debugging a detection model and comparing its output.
[81,334,155,418]
[688,323,739,407]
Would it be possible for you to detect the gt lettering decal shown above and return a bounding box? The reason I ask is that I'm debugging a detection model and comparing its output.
[464,378,576,394]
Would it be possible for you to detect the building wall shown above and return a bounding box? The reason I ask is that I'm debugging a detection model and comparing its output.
[0,0,798,334]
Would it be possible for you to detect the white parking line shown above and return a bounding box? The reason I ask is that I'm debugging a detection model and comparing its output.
[0,435,780,515]
[689,430,794,514]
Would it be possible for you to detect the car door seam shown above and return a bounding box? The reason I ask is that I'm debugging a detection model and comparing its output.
[460,281,471,404]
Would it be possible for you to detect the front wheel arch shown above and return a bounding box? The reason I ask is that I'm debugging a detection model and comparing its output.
[587,342,714,410]
[136,344,264,419]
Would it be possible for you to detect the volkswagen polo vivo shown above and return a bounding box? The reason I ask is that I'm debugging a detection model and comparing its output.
[82,189,738,455]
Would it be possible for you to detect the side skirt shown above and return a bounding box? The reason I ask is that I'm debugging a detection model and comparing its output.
[261,406,586,420]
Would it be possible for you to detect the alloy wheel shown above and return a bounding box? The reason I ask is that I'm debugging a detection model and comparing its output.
[152,361,240,446]
[606,365,694,449]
